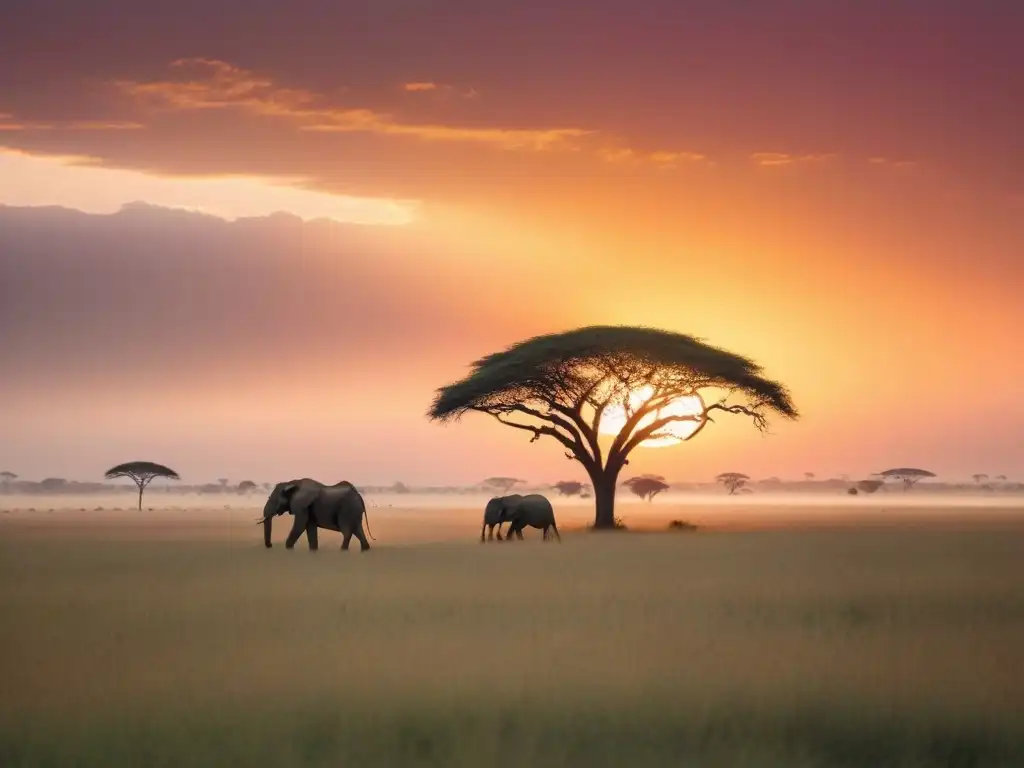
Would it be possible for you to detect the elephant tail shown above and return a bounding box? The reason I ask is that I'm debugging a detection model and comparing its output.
[359,493,375,540]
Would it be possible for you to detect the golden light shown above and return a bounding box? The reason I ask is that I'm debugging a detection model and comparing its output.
[598,385,706,448]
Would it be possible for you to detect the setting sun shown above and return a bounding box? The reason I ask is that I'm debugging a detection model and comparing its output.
[598,385,706,448]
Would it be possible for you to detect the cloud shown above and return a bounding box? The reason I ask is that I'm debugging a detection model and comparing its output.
[0,113,143,131]
[598,146,708,169]
[403,82,438,92]
[117,59,588,152]
[0,147,417,225]
[403,81,480,99]
[750,152,837,168]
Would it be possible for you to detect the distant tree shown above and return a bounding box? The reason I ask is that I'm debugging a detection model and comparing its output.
[237,480,258,494]
[855,479,884,495]
[838,473,850,483]
[391,481,410,494]
[972,473,988,485]
[428,326,796,529]
[262,482,273,492]
[878,467,936,492]
[104,461,180,510]
[995,474,1008,483]
[39,477,67,492]
[624,475,670,502]
[759,476,782,485]
[218,478,229,489]
[716,472,750,495]
[0,471,16,490]
[481,477,526,494]
[553,480,584,497]
[804,472,815,481]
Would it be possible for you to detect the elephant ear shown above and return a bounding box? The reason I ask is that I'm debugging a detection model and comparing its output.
[280,481,300,498]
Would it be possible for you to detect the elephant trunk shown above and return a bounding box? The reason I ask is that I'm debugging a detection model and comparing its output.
[262,514,273,548]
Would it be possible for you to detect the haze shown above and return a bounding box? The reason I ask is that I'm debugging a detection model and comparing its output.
[2,2,1022,486]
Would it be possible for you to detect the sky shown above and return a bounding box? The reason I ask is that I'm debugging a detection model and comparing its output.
[1,1,1022,486]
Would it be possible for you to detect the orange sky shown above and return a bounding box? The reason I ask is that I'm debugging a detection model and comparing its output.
[1,3,1022,486]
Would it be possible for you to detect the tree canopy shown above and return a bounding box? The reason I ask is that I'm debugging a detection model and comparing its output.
[716,472,750,494]
[878,467,935,491]
[428,326,797,527]
[104,461,180,509]
[553,480,585,496]
[624,475,669,502]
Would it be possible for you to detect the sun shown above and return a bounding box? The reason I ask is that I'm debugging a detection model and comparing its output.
[598,385,706,448]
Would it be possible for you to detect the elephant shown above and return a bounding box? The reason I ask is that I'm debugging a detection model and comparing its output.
[482,493,561,542]
[481,494,522,541]
[257,478,373,551]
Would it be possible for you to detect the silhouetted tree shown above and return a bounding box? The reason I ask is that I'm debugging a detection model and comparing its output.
[624,475,669,501]
[0,471,16,490]
[481,477,525,494]
[428,326,796,528]
[878,467,935,492]
[553,480,584,496]
[217,478,229,489]
[237,480,257,494]
[391,481,410,494]
[856,479,884,494]
[972,473,988,485]
[39,478,67,492]
[716,472,749,495]
[804,472,815,481]
[105,461,180,510]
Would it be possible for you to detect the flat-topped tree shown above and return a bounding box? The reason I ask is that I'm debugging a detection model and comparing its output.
[625,475,669,502]
[553,480,584,497]
[0,471,16,489]
[716,472,750,495]
[428,326,797,529]
[481,477,525,494]
[104,461,180,510]
[879,467,935,492]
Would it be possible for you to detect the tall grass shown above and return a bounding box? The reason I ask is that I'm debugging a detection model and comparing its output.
[2,526,1023,766]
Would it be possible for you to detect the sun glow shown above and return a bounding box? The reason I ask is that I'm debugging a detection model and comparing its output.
[598,385,706,448]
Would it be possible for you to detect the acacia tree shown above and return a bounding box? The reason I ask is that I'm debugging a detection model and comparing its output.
[105,461,180,510]
[0,471,16,490]
[625,475,669,502]
[481,477,525,494]
[237,480,258,494]
[553,480,584,497]
[716,472,750,495]
[428,326,796,529]
[856,479,884,495]
[804,472,815,482]
[878,467,935,492]
[972,474,988,485]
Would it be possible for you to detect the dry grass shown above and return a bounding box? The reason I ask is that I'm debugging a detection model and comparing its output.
[1,504,1023,766]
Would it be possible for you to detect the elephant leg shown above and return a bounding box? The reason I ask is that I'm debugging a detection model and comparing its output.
[285,512,307,549]
[542,525,549,540]
[551,522,561,542]
[515,522,525,540]
[340,525,353,551]
[305,520,319,551]
[353,523,371,552]
[496,522,504,541]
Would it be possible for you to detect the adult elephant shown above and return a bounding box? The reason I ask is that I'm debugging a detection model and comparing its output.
[257,478,373,551]
[482,493,561,542]
[481,493,522,541]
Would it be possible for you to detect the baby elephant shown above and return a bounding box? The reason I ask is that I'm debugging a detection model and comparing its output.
[482,493,561,542]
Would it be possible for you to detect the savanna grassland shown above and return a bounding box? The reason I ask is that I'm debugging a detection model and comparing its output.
[2,500,1023,767]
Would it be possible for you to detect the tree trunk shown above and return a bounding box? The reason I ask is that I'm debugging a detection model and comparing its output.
[137,484,143,511]
[591,472,619,529]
